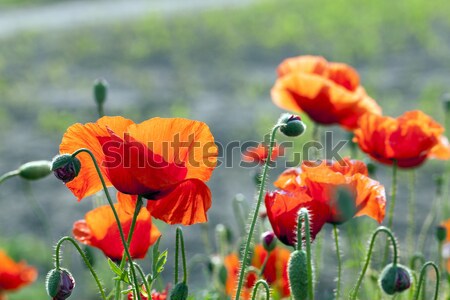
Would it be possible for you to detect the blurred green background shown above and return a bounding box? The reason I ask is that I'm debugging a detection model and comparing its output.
[0,0,449,299]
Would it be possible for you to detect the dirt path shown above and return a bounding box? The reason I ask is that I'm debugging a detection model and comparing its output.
[0,0,253,38]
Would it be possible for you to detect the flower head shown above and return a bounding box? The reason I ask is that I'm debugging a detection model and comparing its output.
[271,55,381,129]
[46,268,75,300]
[59,116,218,225]
[354,111,450,168]
[0,250,37,292]
[73,194,160,260]
[224,245,291,299]
[265,158,386,246]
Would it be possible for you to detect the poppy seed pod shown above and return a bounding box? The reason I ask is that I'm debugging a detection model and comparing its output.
[51,154,81,183]
[379,264,411,295]
[93,78,108,106]
[261,231,277,252]
[278,114,306,137]
[287,250,308,300]
[46,268,75,300]
[18,160,52,180]
[170,282,188,300]
[436,225,447,242]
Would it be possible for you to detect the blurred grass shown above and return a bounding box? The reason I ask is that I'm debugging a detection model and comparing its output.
[0,0,450,299]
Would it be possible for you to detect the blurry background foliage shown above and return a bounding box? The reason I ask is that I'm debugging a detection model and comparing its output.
[0,0,449,299]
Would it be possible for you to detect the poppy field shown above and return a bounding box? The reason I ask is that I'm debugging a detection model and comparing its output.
[1,1,450,299]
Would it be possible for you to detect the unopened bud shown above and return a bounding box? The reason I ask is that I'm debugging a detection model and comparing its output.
[94,78,108,106]
[288,250,308,300]
[436,226,447,242]
[379,264,411,295]
[52,154,81,183]
[46,268,75,300]
[18,160,52,180]
[367,162,377,177]
[261,231,277,252]
[170,282,188,300]
[278,114,306,137]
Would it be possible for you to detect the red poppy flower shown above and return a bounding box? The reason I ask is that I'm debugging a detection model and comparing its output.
[242,143,283,164]
[354,110,450,168]
[73,194,160,260]
[271,55,381,129]
[127,286,168,300]
[0,250,37,292]
[224,245,291,299]
[60,116,218,225]
[265,158,386,246]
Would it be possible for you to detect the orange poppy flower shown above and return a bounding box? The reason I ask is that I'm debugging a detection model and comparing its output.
[73,194,160,260]
[0,250,37,292]
[271,55,381,129]
[224,244,291,299]
[242,143,283,165]
[265,158,386,246]
[60,116,218,225]
[354,110,450,168]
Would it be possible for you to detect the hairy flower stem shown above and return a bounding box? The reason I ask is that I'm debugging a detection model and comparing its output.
[0,170,19,185]
[333,225,342,300]
[251,279,270,300]
[383,160,398,265]
[71,148,141,300]
[174,227,188,284]
[406,171,416,254]
[414,262,440,300]
[299,209,315,300]
[234,125,280,300]
[350,226,399,300]
[55,236,107,300]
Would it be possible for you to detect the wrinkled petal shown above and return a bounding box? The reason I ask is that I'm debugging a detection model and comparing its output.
[146,179,212,225]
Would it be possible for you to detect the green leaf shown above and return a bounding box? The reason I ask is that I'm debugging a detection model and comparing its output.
[108,258,123,276]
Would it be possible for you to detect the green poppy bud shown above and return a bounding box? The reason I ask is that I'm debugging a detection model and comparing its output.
[46,268,75,300]
[379,264,411,295]
[288,250,308,300]
[436,225,447,242]
[51,154,81,183]
[94,78,108,106]
[170,282,188,300]
[278,114,306,137]
[261,231,277,252]
[18,160,52,180]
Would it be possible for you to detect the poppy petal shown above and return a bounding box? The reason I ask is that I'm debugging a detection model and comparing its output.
[353,174,386,223]
[60,116,134,200]
[0,250,37,291]
[146,179,212,225]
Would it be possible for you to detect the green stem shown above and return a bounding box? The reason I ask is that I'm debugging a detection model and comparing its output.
[296,211,304,251]
[407,171,416,254]
[299,208,314,300]
[71,148,141,300]
[175,227,188,284]
[314,231,324,286]
[98,104,105,118]
[333,225,342,300]
[234,125,280,300]
[413,262,440,300]
[350,226,399,300]
[251,279,270,300]
[259,253,270,277]
[0,170,19,185]
[55,236,107,300]
[133,263,151,299]
[383,160,398,265]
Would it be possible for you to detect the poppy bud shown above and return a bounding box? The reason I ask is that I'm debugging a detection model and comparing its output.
[288,250,308,300]
[379,264,411,295]
[261,231,277,252]
[93,78,108,106]
[51,154,81,183]
[46,268,75,300]
[278,114,306,137]
[18,160,52,180]
[367,162,377,177]
[436,225,447,242]
[170,282,188,300]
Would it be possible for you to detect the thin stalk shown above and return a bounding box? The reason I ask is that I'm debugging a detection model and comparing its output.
[55,236,107,299]
[333,225,342,300]
[350,226,399,300]
[299,208,314,300]
[234,125,280,300]
[251,279,270,300]
[314,232,324,284]
[133,263,151,299]
[407,171,416,254]
[383,160,398,265]
[259,254,270,276]
[413,262,440,300]
[71,148,141,300]
[0,170,19,185]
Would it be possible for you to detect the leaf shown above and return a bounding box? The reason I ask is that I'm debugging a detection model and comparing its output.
[108,258,123,276]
